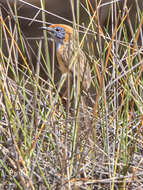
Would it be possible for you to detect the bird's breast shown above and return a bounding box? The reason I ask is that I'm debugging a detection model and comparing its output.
[56,42,74,74]
[56,51,69,73]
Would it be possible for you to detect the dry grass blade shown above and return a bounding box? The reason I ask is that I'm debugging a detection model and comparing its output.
[0,0,143,189]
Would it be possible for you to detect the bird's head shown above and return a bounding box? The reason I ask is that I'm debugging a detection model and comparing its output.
[41,24,73,50]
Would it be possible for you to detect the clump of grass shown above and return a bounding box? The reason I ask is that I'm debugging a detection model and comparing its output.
[0,0,143,189]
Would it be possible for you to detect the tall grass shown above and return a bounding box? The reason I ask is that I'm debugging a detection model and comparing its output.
[0,0,143,189]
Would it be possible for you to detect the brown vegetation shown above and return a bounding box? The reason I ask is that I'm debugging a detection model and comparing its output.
[0,0,143,189]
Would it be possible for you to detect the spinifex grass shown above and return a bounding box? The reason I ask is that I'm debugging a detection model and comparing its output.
[0,0,143,189]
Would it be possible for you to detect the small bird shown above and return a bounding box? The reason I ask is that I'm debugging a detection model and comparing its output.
[42,24,91,90]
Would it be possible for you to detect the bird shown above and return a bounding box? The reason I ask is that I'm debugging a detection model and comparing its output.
[41,24,91,91]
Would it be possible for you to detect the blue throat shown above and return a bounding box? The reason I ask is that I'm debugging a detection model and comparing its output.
[56,42,63,51]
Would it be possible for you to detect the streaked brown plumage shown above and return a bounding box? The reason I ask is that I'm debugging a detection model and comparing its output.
[42,24,91,90]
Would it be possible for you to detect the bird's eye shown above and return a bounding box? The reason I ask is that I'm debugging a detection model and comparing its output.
[55,28,60,32]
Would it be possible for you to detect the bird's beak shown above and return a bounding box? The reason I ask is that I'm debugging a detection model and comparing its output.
[40,26,55,33]
[41,26,56,39]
